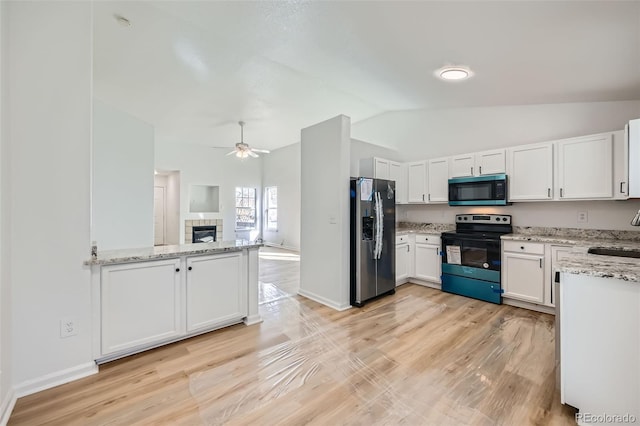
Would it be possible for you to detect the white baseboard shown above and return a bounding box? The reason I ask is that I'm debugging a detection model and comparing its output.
[0,388,16,426]
[14,362,98,398]
[407,278,442,290]
[243,314,263,326]
[503,298,556,315]
[262,242,300,252]
[297,288,351,311]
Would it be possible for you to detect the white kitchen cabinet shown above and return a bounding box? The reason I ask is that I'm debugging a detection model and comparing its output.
[450,154,475,178]
[561,273,639,420]
[506,142,554,201]
[502,242,545,304]
[186,253,246,333]
[450,149,505,178]
[556,133,613,199]
[101,258,182,356]
[548,245,572,307]
[476,149,506,176]
[413,234,441,283]
[427,157,449,203]
[395,234,411,285]
[359,157,390,179]
[389,161,407,204]
[612,129,628,200]
[407,161,427,203]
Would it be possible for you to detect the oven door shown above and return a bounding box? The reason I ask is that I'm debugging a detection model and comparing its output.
[441,233,501,272]
[441,232,503,304]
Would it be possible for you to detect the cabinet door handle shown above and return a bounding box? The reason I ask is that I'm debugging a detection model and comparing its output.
[422,194,425,202]
[479,165,482,175]
[435,247,439,255]
[520,246,525,250]
[539,258,542,268]
[428,193,431,201]
[188,266,192,271]
[620,181,626,194]
[560,188,563,198]
[547,188,551,198]
[175,268,180,272]
[471,166,474,176]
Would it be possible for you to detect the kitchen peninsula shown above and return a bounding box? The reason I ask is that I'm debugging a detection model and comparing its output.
[85,240,262,363]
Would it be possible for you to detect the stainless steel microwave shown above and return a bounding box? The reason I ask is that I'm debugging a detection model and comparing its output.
[448,174,509,206]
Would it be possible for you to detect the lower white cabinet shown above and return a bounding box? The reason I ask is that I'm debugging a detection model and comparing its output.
[502,241,545,304]
[101,258,182,356]
[414,235,441,283]
[395,241,410,284]
[186,253,246,332]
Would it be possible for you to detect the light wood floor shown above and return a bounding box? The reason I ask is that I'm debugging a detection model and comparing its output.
[9,247,576,425]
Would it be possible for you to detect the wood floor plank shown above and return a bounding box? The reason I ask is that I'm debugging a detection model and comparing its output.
[8,247,576,425]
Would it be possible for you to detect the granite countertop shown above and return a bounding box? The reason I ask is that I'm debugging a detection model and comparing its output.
[502,226,640,248]
[557,251,640,283]
[85,240,263,266]
[396,222,454,235]
[502,226,640,282]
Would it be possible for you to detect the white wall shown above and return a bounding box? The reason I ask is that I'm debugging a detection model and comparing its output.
[350,138,400,177]
[299,115,351,310]
[262,143,301,251]
[0,0,13,421]
[8,0,96,395]
[352,101,640,159]
[93,99,154,250]
[155,137,262,243]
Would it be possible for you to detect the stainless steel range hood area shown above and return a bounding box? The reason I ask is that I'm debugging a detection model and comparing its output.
[628,119,640,198]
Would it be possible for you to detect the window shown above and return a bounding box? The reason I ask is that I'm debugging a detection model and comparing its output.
[235,187,256,230]
[265,186,277,231]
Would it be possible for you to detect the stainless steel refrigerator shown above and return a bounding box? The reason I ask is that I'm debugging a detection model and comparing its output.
[350,177,396,307]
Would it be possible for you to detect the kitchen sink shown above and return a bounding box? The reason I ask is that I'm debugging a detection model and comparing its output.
[587,247,640,258]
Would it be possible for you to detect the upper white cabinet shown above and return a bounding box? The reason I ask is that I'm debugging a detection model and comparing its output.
[427,157,449,203]
[629,119,640,198]
[360,157,390,179]
[407,161,427,203]
[556,133,613,200]
[450,149,505,178]
[612,130,628,200]
[450,154,475,178]
[360,157,406,204]
[507,142,554,201]
[389,161,407,204]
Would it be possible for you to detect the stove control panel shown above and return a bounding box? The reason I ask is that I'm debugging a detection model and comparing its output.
[455,214,511,225]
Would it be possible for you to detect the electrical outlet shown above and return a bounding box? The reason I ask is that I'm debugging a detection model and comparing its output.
[577,211,588,223]
[60,317,78,338]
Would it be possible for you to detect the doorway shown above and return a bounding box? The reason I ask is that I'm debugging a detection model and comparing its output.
[154,170,180,246]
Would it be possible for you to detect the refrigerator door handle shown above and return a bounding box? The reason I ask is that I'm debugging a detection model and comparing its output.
[374,191,384,259]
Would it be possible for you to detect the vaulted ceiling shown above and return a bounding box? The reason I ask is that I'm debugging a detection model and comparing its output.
[93,1,640,151]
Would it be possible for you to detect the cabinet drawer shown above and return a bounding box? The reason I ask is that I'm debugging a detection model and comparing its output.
[503,240,545,255]
[396,234,409,244]
[415,234,440,245]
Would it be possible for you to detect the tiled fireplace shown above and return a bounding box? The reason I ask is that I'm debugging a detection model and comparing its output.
[185,219,223,244]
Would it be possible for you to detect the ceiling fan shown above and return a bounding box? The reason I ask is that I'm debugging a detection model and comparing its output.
[225,121,270,159]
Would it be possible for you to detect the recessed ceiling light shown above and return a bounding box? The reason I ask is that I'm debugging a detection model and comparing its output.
[114,14,131,27]
[436,66,473,81]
